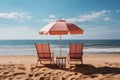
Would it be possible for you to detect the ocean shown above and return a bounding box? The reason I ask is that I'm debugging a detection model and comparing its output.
[0,40,120,55]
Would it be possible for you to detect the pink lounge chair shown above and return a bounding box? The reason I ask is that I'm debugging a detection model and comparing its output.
[35,43,54,66]
[68,43,84,64]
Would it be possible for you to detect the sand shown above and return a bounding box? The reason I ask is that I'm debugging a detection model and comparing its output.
[0,53,120,80]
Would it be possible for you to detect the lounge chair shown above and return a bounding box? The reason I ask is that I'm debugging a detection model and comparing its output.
[68,43,84,64]
[35,43,55,66]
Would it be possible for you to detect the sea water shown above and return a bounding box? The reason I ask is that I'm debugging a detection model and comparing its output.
[0,40,120,55]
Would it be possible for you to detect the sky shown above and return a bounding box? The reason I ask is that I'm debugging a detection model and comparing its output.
[0,0,120,40]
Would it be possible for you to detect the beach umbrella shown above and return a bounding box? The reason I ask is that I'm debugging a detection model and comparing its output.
[39,20,84,56]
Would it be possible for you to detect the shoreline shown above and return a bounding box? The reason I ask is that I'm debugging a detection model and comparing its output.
[0,52,120,55]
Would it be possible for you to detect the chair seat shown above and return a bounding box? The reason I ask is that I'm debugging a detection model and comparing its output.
[38,53,51,59]
[70,53,82,59]
[70,58,82,60]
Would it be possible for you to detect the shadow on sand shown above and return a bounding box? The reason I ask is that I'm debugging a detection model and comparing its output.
[41,64,120,75]
[72,64,120,75]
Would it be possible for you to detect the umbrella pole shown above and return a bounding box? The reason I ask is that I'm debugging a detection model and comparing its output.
[60,35,62,57]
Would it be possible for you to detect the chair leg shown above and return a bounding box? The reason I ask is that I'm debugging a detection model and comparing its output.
[50,59,52,64]
[51,59,53,64]
[36,59,39,67]
[51,58,53,64]
[81,58,83,64]
[52,58,54,64]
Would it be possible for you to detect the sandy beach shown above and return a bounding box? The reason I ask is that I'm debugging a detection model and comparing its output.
[0,53,120,80]
[0,0,120,80]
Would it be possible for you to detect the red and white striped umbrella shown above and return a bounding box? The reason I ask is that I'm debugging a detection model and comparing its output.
[39,20,83,35]
[39,20,84,56]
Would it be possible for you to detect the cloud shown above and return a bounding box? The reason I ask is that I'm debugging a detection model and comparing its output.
[0,26,38,39]
[103,17,111,21]
[0,12,31,20]
[0,26,66,40]
[42,10,111,23]
[0,25,120,40]
[42,18,56,23]
[79,26,120,39]
[67,10,110,23]
[116,9,120,13]
[49,15,56,18]
[41,15,56,23]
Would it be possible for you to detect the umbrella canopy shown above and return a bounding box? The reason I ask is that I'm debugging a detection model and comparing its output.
[39,20,83,35]
[39,20,84,56]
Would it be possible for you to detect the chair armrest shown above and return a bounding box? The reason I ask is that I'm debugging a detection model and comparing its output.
[51,53,54,57]
[67,53,70,63]
[51,53,55,64]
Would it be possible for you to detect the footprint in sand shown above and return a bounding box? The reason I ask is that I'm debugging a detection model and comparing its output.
[66,74,81,80]
[66,74,73,77]
[3,71,9,75]
[34,72,44,77]
[55,71,62,76]
[12,69,28,80]
[105,62,113,66]
[78,75,90,80]
[34,72,45,80]
[114,63,120,67]
[90,74,98,78]
[13,71,26,76]
[18,65,26,71]
[13,74,27,80]
[0,69,15,79]
[44,72,52,76]
[31,66,36,72]
[52,76,62,80]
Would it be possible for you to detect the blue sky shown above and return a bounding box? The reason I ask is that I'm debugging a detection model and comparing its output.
[0,0,120,39]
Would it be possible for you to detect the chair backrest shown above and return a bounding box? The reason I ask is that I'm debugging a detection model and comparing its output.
[35,43,51,59]
[69,43,83,59]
